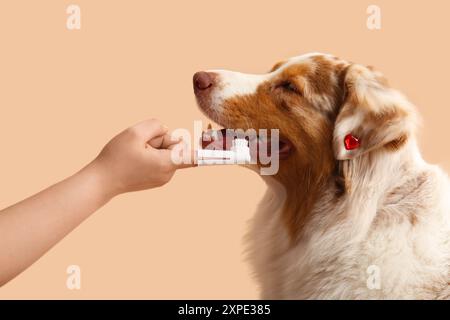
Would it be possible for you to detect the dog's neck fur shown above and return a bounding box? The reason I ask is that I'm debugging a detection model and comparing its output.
[331,140,424,239]
[251,138,450,299]
[266,139,425,243]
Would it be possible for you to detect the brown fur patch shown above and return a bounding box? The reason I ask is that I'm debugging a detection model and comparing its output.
[378,172,428,227]
[385,134,408,151]
[270,60,286,72]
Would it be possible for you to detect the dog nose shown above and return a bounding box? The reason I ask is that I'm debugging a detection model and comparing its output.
[193,71,214,91]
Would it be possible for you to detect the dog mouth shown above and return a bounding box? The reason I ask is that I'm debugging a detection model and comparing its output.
[193,71,294,161]
[201,123,293,160]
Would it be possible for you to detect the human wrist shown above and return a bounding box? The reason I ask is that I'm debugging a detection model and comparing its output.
[79,159,119,202]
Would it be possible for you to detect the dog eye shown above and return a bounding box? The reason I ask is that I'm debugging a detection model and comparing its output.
[278,81,301,95]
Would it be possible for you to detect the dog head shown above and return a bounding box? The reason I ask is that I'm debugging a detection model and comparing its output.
[194,53,417,182]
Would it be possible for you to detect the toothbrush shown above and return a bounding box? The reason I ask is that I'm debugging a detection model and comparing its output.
[197,138,251,165]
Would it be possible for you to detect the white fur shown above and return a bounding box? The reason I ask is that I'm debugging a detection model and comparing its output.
[247,140,450,299]
[207,70,269,107]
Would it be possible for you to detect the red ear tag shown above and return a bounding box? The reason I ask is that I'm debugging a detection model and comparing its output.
[344,134,360,150]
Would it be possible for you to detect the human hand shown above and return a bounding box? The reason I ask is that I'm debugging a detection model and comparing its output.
[0,119,195,286]
[89,119,191,197]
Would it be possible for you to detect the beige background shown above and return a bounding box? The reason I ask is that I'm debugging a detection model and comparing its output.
[0,0,449,299]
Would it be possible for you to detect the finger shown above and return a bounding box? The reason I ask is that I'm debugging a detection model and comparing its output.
[148,133,181,150]
[161,133,182,149]
[159,143,197,169]
[133,119,168,141]
[172,143,197,169]
[176,159,198,168]
[147,135,164,149]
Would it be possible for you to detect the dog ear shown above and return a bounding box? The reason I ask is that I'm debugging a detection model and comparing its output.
[333,64,417,160]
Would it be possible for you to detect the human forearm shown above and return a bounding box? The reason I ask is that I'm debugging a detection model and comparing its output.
[0,162,112,286]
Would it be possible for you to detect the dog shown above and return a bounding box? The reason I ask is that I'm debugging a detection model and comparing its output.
[193,53,450,299]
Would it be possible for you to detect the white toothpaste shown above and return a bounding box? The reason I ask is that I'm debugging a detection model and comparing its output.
[197,138,251,165]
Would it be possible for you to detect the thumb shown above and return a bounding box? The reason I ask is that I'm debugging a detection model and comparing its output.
[167,141,197,168]
[148,133,181,149]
